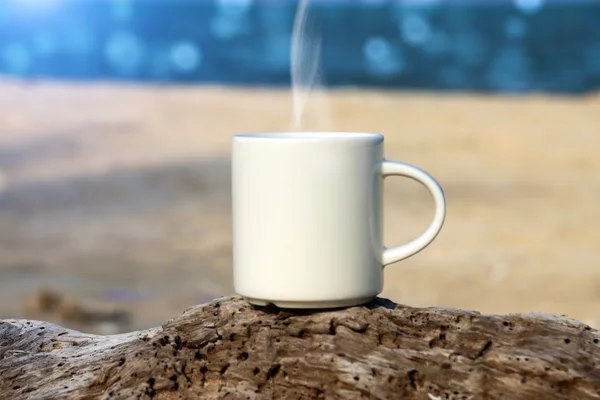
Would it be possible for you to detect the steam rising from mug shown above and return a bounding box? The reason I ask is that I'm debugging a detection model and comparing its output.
[290,0,332,131]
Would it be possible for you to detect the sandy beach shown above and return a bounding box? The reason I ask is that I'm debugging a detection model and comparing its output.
[1,79,600,333]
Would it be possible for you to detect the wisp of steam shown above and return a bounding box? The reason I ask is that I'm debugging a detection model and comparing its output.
[290,0,332,131]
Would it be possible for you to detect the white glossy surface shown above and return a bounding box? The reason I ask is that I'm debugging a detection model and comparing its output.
[381,160,446,266]
[232,132,446,308]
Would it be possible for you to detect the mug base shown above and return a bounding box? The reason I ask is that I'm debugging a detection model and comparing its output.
[243,296,376,310]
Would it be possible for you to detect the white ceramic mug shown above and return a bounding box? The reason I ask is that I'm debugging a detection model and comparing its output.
[232,132,446,308]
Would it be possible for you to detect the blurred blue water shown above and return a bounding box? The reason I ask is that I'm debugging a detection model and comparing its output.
[0,0,599,93]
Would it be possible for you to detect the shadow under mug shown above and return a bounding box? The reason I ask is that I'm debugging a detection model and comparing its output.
[232,132,446,309]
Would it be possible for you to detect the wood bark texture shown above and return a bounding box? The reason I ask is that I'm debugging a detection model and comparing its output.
[1,296,600,400]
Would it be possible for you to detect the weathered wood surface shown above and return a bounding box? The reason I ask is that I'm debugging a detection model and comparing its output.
[1,296,600,400]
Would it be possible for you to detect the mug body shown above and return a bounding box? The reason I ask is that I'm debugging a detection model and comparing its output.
[232,132,384,308]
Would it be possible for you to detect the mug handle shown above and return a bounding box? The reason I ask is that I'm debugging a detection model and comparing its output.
[380,160,446,266]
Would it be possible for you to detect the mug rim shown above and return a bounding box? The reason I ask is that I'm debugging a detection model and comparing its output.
[234,132,384,142]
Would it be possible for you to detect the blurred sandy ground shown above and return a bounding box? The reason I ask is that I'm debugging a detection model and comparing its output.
[0,79,599,333]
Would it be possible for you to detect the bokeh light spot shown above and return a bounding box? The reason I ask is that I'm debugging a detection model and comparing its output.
[514,0,544,14]
[111,0,135,22]
[169,41,202,73]
[364,37,391,62]
[104,31,144,75]
[215,0,253,17]
[210,15,243,40]
[400,14,432,46]
[363,37,405,77]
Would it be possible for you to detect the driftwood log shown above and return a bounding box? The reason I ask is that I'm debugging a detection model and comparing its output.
[1,296,600,400]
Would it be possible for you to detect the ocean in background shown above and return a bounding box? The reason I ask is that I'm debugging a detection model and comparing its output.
[0,0,599,93]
